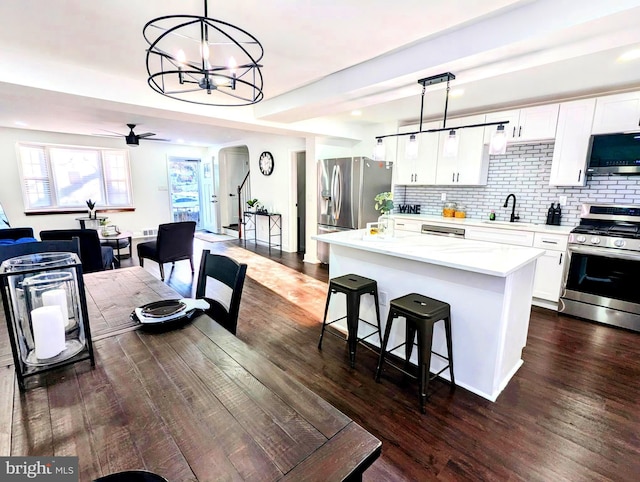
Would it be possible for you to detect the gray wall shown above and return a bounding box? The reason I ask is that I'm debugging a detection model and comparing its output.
[394,142,640,227]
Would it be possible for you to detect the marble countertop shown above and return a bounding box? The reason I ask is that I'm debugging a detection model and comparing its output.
[393,214,574,235]
[313,229,544,277]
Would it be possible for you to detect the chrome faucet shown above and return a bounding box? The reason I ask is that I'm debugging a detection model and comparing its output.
[503,194,520,222]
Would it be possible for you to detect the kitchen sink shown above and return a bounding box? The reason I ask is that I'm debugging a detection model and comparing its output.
[482,220,539,226]
[482,220,521,225]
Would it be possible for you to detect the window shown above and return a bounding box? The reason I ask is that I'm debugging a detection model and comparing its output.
[18,144,133,212]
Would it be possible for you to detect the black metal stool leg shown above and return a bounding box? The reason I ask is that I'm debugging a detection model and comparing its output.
[405,322,417,372]
[444,316,455,388]
[372,289,383,346]
[417,321,434,414]
[318,287,335,350]
[346,292,360,368]
[375,311,395,382]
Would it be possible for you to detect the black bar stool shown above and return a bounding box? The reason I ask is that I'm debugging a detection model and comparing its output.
[318,274,382,367]
[375,293,455,413]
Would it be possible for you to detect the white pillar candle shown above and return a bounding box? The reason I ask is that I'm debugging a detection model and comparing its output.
[31,305,66,360]
[42,288,70,328]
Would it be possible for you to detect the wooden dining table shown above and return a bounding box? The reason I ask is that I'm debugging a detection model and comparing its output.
[0,267,381,481]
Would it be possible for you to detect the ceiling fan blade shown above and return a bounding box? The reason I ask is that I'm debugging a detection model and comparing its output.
[136,132,156,138]
[98,128,127,136]
[142,137,171,142]
[92,133,125,138]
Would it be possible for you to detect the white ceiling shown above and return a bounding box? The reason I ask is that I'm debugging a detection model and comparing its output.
[1,0,640,146]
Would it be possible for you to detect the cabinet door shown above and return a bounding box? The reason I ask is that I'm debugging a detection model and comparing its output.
[592,92,640,134]
[483,110,520,143]
[483,106,559,143]
[436,114,488,185]
[517,104,559,142]
[414,121,440,185]
[533,250,564,302]
[395,125,417,184]
[549,99,595,186]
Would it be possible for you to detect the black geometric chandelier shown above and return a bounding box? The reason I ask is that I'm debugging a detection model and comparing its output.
[143,0,264,106]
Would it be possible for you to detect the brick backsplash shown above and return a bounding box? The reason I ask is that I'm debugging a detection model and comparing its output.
[393,142,640,227]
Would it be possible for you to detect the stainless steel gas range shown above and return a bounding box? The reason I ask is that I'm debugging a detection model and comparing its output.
[560,203,640,332]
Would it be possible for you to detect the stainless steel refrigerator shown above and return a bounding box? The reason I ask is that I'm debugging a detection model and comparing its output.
[317,157,393,263]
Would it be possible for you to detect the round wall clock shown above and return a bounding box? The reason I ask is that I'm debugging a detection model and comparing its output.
[259,151,274,176]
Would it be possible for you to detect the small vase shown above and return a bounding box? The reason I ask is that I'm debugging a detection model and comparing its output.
[377,212,394,238]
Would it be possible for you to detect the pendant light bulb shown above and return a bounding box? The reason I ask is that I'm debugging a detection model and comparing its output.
[489,124,508,155]
[406,134,418,160]
[374,138,385,161]
[176,49,187,65]
[443,130,459,158]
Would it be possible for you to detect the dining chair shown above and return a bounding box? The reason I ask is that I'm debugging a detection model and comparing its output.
[137,221,196,281]
[0,227,36,243]
[0,238,81,264]
[93,470,168,482]
[40,229,114,273]
[195,250,247,335]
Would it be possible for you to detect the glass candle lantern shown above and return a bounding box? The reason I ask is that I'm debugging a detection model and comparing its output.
[0,251,94,390]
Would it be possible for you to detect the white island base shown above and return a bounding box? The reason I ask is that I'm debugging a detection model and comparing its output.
[317,230,543,402]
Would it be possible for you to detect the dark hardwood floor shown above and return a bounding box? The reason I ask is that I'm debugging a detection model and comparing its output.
[35,235,640,480]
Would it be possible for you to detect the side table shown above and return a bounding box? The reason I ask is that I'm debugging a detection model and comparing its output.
[242,212,282,253]
[98,230,133,266]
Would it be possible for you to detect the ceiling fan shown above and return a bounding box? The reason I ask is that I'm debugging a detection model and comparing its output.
[97,124,170,146]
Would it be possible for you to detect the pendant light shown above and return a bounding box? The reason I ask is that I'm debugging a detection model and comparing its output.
[406,134,419,160]
[489,124,508,155]
[375,73,510,158]
[443,130,459,157]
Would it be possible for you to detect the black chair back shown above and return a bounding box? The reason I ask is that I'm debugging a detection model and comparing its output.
[0,239,81,265]
[0,227,35,241]
[93,470,168,482]
[40,229,110,273]
[156,221,196,262]
[195,250,247,335]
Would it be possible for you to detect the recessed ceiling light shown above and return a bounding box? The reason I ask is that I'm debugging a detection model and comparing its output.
[177,138,185,144]
[14,121,28,127]
[350,110,362,116]
[449,88,464,98]
[617,49,640,62]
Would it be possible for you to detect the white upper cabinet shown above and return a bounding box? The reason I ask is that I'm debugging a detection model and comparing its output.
[394,121,440,185]
[591,92,640,134]
[549,98,595,187]
[483,104,559,143]
[435,114,489,185]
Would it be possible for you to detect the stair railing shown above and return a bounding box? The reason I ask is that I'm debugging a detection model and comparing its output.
[237,171,251,239]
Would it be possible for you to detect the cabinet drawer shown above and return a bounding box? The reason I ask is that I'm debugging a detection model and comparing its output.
[533,233,568,251]
[464,227,534,246]
[394,220,422,232]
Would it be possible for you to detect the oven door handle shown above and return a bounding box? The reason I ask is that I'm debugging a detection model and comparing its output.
[568,245,640,262]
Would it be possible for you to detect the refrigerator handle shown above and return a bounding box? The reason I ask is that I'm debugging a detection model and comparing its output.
[334,164,342,220]
[330,165,337,220]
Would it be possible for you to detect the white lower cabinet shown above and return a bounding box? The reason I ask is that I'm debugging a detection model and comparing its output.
[532,250,564,302]
[531,232,567,303]
[393,218,568,307]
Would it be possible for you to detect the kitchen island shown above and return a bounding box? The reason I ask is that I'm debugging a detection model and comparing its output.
[313,229,544,401]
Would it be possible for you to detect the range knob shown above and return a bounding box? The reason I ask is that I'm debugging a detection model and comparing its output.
[590,237,601,245]
[576,235,586,243]
[614,239,626,248]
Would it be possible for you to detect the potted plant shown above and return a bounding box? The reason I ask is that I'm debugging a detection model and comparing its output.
[85,199,96,219]
[246,199,261,212]
[99,217,110,236]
